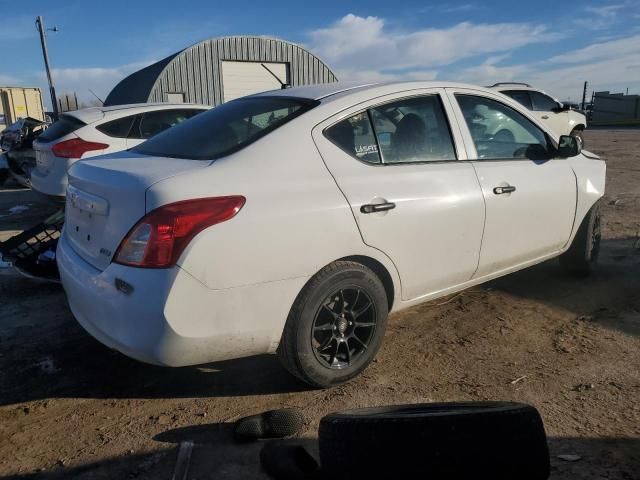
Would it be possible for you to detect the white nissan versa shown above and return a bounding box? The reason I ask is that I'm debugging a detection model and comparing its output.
[57,82,606,387]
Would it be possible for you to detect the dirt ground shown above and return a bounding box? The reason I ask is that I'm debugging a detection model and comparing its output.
[0,129,639,479]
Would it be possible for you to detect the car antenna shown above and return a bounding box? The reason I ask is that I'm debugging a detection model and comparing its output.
[261,63,290,89]
[88,88,104,105]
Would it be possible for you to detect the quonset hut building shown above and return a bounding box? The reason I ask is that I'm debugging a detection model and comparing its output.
[104,36,338,106]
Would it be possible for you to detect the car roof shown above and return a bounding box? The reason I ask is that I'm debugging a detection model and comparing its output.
[64,103,210,124]
[253,81,502,102]
[488,83,540,92]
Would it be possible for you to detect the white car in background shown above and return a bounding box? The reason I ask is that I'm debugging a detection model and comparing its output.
[31,103,209,200]
[57,82,605,387]
[489,83,587,145]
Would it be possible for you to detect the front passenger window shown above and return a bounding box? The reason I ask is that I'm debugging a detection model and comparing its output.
[455,95,550,161]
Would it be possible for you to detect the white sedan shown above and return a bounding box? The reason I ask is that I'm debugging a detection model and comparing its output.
[489,83,587,145]
[57,82,605,387]
[32,103,209,200]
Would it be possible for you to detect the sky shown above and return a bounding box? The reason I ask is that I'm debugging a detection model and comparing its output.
[1,0,639,109]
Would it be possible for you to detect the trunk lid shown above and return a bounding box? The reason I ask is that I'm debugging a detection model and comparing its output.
[34,134,73,175]
[34,113,88,175]
[65,151,210,271]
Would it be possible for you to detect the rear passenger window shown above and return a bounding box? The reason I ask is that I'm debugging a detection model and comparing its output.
[502,90,533,110]
[325,112,381,164]
[96,115,135,138]
[530,92,559,112]
[369,95,456,164]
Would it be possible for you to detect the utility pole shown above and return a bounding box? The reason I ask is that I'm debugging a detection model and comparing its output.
[581,81,588,111]
[36,16,59,119]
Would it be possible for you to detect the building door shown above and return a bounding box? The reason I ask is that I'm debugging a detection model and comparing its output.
[221,61,288,102]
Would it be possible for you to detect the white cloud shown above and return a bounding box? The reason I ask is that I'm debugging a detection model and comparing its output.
[33,60,155,107]
[546,33,640,64]
[440,3,478,13]
[340,69,439,84]
[0,74,20,85]
[454,35,640,100]
[574,3,625,30]
[306,13,640,100]
[308,14,563,80]
[0,15,36,41]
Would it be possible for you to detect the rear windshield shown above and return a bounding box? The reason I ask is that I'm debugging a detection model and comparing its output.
[38,115,86,142]
[132,96,318,160]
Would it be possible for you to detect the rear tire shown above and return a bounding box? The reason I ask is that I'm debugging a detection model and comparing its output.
[277,261,388,388]
[560,202,601,276]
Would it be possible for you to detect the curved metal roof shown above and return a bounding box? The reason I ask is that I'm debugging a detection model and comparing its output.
[104,53,179,106]
[104,36,337,106]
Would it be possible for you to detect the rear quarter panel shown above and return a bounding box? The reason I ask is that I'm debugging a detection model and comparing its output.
[146,117,401,297]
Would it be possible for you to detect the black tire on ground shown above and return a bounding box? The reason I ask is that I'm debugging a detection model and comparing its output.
[570,127,585,148]
[277,261,388,388]
[560,202,601,276]
[319,402,550,480]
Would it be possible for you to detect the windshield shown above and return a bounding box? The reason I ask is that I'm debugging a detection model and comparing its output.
[132,96,318,160]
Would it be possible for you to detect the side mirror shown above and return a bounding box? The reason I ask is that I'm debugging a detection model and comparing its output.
[557,135,581,158]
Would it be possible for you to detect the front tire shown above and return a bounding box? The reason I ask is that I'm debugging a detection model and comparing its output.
[570,128,584,148]
[278,261,388,387]
[560,202,601,276]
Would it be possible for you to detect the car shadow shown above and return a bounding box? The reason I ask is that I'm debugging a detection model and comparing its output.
[0,328,312,406]
[2,433,637,479]
[484,237,640,338]
[0,238,637,407]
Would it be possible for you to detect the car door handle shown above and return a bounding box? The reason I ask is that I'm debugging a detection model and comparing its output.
[493,185,516,195]
[360,202,396,214]
[541,115,549,119]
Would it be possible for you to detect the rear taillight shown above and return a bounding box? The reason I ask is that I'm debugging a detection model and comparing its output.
[114,196,246,268]
[52,138,108,159]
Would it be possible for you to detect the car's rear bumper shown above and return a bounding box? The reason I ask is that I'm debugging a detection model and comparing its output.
[30,163,68,198]
[57,233,306,366]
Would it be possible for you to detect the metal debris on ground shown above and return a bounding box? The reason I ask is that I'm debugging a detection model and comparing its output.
[573,383,595,392]
[171,441,194,480]
[0,209,64,281]
[0,253,12,269]
[557,454,582,462]
[8,205,29,215]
